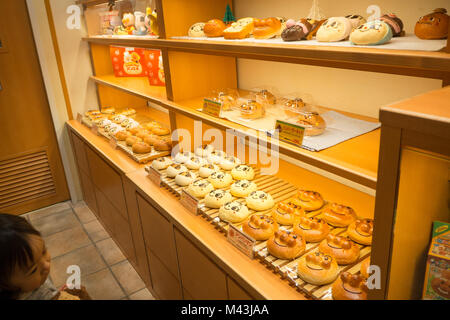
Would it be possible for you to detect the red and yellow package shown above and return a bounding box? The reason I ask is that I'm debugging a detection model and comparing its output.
[110,46,148,77]
[144,49,165,86]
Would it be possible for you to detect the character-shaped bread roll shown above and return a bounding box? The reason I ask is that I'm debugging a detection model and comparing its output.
[242,214,279,241]
[319,234,360,265]
[271,199,305,225]
[297,251,339,285]
[231,165,255,180]
[347,218,373,245]
[267,230,306,260]
[293,216,330,242]
[322,203,357,227]
[246,191,275,211]
[219,201,250,223]
[332,272,368,300]
[186,179,214,199]
[294,190,324,211]
[415,8,449,40]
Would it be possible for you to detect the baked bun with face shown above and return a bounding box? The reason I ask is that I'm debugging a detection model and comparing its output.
[253,17,282,39]
[294,190,324,211]
[230,180,257,198]
[344,14,366,29]
[332,272,368,300]
[246,191,275,211]
[319,234,360,265]
[173,151,192,164]
[175,171,196,187]
[297,251,339,285]
[296,111,326,136]
[223,17,254,39]
[360,257,370,279]
[195,144,214,157]
[322,203,357,227]
[204,189,233,209]
[151,157,173,170]
[350,20,393,45]
[271,199,305,225]
[166,164,188,178]
[317,17,353,42]
[219,201,250,223]
[347,218,373,245]
[186,179,214,199]
[380,13,404,37]
[198,164,219,178]
[219,156,241,171]
[231,165,255,180]
[185,156,206,170]
[415,8,449,40]
[240,100,265,120]
[431,269,450,299]
[208,171,233,188]
[293,216,330,243]
[188,22,206,37]
[204,19,226,37]
[207,150,226,165]
[267,230,306,260]
[242,214,279,241]
[282,19,312,41]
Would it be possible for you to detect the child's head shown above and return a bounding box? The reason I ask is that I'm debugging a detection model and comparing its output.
[0,214,51,299]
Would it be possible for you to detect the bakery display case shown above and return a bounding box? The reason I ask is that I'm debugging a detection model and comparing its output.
[65,0,450,300]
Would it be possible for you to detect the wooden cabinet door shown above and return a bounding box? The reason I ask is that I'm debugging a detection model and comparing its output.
[227,276,254,300]
[0,0,69,215]
[147,251,182,300]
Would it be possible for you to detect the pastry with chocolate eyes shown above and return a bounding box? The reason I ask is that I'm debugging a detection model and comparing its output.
[344,14,366,29]
[350,20,393,45]
[111,114,128,124]
[360,257,370,279]
[185,156,206,170]
[294,190,324,211]
[195,144,214,157]
[240,100,265,120]
[219,156,242,171]
[332,272,368,300]
[415,8,449,40]
[319,234,360,265]
[208,171,233,188]
[175,171,197,187]
[186,179,214,199]
[347,218,373,245]
[230,180,257,198]
[166,164,188,178]
[188,22,206,37]
[207,150,226,165]
[322,203,357,227]
[231,165,255,180]
[297,251,339,285]
[219,201,250,223]
[204,189,233,209]
[293,216,330,243]
[174,151,193,164]
[271,199,305,225]
[151,157,173,170]
[267,230,306,260]
[296,111,326,136]
[242,215,279,241]
[246,191,275,211]
[317,17,353,42]
[198,164,219,178]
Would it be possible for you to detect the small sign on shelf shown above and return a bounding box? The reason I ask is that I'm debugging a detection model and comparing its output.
[180,189,199,215]
[76,113,83,123]
[227,224,256,259]
[274,120,305,147]
[202,98,222,118]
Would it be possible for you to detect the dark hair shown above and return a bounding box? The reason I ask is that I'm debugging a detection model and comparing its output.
[0,213,41,299]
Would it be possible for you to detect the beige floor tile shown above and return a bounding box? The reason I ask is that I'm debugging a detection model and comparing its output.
[26,202,71,222]
[82,268,125,300]
[111,261,146,295]
[129,288,155,300]
[84,219,110,242]
[96,238,126,265]
[73,205,97,224]
[71,200,87,209]
[50,244,107,288]
[31,209,80,237]
[44,226,91,258]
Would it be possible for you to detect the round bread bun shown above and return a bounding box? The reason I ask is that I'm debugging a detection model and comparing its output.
[271,199,305,225]
[253,17,282,39]
[186,179,214,199]
[415,8,449,40]
[95,118,111,128]
[195,144,214,157]
[332,272,368,300]
[198,164,219,178]
[175,171,196,186]
[360,257,370,279]
[121,108,136,116]
[132,142,151,154]
[136,129,151,139]
[297,251,339,285]
[208,171,233,189]
[231,165,255,180]
[322,203,357,227]
[128,127,144,135]
[204,19,226,37]
[350,20,393,46]
[151,157,173,170]
[207,150,226,165]
[166,164,188,178]
[266,230,306,260]
[115,130,130,141]
[204,189,233,209]
[185,156,206,170]
[319,234,360,265]
[242,214,279,241]
[151,126,170,136]
[144,134,159,146]
[257,89,276,105]
[219,156,241,171]
[188,22,206,37]
[219,201,250,223]
[293,216,330,243]
[111,114,127,124]
[296,111,326,136]
[154,140,172,151]
[347,218,373,245]
[316,17,353,42]
[174,151,192,164]
[230,180,257,198]
[126,136,142,147]
[144,121,160,130]
[246,191,275,211]
[294,190,324,211]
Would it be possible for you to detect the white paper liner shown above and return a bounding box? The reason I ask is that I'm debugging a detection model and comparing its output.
[89,34,159,40]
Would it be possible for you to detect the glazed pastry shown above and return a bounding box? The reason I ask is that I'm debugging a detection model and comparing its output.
[306,18,326,40]
[284,98,305,118]
[246,190,275,211]
[253,17,282,39]
[350,20,393,45]
[380,13,404,37]
[208,171,233,188]
[175,171,196,187]
[174,151,192,164]
[294,190,324,211]
[114,130,130,141]
[111,114,128,124]
[347,218,373,245]
[415,8,449,40]
[135,129,151,139]
[219,156,241,171]
[125,120,140,130]
[120,118,133,127]
[296,111,326,136]
[256,89,276,105]
[223,17,254,39]
[344,14,366,29]
[271,199,305,225]
[195,144,214,157]
[281,19,312,41]
[231,165,255,180]
[242,215,279,241]
[154,140,172,151]
[204,189,233,209]
[230,180,257,198]
[126,136,142,147]
[151,157,172,170]
[188,22,206,37]
[293,216,330,243]
[185,156,206,170]
[132,142,151,154]
[267,230,306,260]
[213,92,237,111]
[198,164,219,178]
[151,126,170,136]
[95,118,111,128]
[207,150,226,165]
[332,272,368,300]
[219,201,250,223]
[240,100,265,120]
[316,17,353,42]
[360,257,370,279]
[85,110,101,118]
[128,126,144,135]
[319,234,360,265]
[166,164,188,178]
[204,19,226,37]
[106,124,123,135]
[186,179,214,199]
[322,203,357,227]
[297,251,339,285]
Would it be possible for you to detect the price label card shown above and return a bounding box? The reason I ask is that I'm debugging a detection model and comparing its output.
[76,113,83,123]
[274,120,305,147]
[147,166,162,186]
[109,138,117,149]
[227,224,256,259]
[202,98,222,118]
[91,124,98,136]
[180,189,199,215]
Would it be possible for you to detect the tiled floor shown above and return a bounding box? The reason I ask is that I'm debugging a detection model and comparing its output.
[22,201,155,300]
